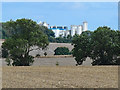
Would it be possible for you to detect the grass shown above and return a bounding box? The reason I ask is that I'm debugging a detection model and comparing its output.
[2,66,118,88]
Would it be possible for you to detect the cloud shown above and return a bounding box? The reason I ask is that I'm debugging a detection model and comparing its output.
[71,2,84,9]
[59,2,85,10]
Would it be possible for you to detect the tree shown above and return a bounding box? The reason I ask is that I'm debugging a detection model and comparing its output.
[40,26,55,37]
[39,26,55,42]
[72,31,93,65]
[72,26,120,65]
[91,27,120,65]
[54,47,71,55]
[2,48,8,58]
[2,18,49,66]
[1,20,15,39]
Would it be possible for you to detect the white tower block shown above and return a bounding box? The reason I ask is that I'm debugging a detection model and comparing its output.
[55,29,60,37]
[77,25,83,35]
[83,21,88,31]
[71,25,76,37]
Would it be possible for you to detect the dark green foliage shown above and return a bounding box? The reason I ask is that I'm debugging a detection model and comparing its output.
[72,31,93,65]
[44,52,47,56]
[39,26,55,42]
[72,26,120,65]
[1,20,16,39]
[48,36,56,42]
[91,27,120,65]
[2,48,8,58]
[2,18,49,66]
[40,26,55,37]
[1,21,73,43]
[54,47,71,55]
[56,61,59,66]
[55,35,72,43]
[36,54,40,57]
[5,58,11,66]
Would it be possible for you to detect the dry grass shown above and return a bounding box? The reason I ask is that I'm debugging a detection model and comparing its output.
[2,66,118,88]
[36,55,73,58]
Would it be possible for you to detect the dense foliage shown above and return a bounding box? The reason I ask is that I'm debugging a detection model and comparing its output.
[72,26,120,65]
[54,47,71,55]
[55,35,72,43]
[2,19,49,66]
[1,22,72,43]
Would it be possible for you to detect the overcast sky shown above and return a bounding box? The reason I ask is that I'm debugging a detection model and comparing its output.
[2,2,118,30]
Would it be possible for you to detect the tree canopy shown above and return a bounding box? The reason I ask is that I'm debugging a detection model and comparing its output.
[2,18,49,66]
[1,21,73,43]
[72,26,120,65]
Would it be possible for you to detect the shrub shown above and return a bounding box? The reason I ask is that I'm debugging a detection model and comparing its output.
[36,54,40,57]
[54,47,71,55]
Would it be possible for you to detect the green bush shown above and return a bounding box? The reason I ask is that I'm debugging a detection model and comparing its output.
[56,61,59,66]
[36,54,40,57]
[54,47,71,55]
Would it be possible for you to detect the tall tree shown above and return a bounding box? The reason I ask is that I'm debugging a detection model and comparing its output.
[72,31,93,65]
[72,26,120,65]
[2,18,49,66]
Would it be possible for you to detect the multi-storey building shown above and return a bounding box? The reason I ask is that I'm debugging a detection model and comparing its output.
[38,21,88,37]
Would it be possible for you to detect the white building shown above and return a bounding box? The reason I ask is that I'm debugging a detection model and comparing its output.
[50,26,68,37]
[39,21,49,28]
[39,21,88,37]
[83,21,88,31]
[71,21,88,37]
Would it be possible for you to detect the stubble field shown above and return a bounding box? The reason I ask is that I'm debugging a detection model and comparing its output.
[2,66,118,88]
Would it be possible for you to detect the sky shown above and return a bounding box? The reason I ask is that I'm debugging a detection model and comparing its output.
[2,2,118,30]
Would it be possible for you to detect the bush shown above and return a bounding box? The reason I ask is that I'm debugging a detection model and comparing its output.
[56,61,59,66]
[36,54,40,57]
[54,47,71,55]
[44,52,47,56]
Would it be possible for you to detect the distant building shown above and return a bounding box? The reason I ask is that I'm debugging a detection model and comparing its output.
[38,21,88,37]
[39,21,49,28]
[71,21,88,36]
[50,26,69,37]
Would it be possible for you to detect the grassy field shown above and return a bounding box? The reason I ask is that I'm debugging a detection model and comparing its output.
[2,66,118,88]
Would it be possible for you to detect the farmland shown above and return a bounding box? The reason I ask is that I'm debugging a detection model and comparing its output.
[2,66,118,88]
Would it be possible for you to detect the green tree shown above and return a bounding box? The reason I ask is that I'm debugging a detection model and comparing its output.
[72,26,120,65]
[2,18,49,66]
[40,26,55,37]
[1,20,15,39]
[54,47,71,55]
[91,27,120,65]
[39,26,55,42]
[72,31,93,65]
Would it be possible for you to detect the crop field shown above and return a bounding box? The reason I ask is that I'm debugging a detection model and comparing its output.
[2,66,118,88]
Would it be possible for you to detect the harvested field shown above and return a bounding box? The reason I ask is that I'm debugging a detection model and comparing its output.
[2,66,118,88]
[2,57,92,66]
